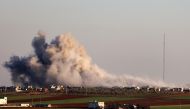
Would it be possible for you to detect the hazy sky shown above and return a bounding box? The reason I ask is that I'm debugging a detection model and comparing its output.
[0,0,190,86]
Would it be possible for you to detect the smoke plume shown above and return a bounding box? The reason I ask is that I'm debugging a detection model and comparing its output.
[5,33,169,87]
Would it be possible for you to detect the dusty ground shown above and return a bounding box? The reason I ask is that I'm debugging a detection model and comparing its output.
[5,93,190,108]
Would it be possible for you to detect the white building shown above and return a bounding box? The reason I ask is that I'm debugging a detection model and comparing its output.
[56,85,64,91]
[0,97,7,105]
[15,86,23,92]
[21,103,30,107]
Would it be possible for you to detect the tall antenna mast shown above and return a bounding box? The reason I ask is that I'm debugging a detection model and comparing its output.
[163,33,166,81]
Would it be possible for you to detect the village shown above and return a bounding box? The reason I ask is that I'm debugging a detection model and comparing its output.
[0,84,190,94]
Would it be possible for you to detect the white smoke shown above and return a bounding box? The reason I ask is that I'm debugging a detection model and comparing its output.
[5,33,174,87]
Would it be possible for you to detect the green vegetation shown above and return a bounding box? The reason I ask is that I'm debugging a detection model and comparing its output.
[0,94,50,100]
[172,96,190,100]
[151,105,190,109]
[8,95,49,100]
[34,96,140,104]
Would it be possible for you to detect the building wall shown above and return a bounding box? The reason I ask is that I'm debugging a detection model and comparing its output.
[0,97,7,105]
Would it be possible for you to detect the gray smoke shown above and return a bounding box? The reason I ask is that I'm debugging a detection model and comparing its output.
[5,33,172,87]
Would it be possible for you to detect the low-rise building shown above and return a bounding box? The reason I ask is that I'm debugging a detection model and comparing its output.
[15,86,23,92]
[0,97,7,105]
[20,103,30,107]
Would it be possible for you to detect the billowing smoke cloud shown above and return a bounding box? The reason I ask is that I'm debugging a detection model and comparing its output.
[5,33,171,87]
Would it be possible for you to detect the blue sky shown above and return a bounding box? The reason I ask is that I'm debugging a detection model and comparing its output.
[0,0,190,86]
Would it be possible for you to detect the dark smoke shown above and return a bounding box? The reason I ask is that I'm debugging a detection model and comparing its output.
[4,55,48,87]
[5,34,54,87]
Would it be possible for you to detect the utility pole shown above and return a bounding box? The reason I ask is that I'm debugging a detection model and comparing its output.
[163,33,166,81]
[85,87,87,96]
[66,86,68,95]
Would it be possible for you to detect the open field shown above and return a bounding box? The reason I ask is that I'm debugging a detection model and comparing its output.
[1,92,190,108]
[3,94,49,101]
[33,96,139,104]
[151,105,190,109]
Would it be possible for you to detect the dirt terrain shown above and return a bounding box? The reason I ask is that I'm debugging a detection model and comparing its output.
[6,93,190,108]
[9,95,87,103]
